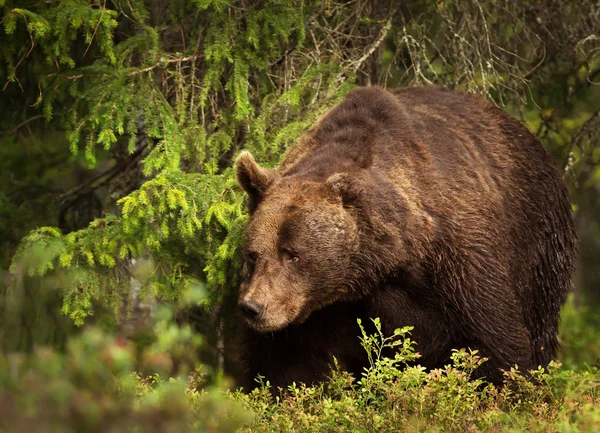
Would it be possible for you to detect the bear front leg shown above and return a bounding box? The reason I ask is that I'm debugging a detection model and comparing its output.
[366,282,456,370]
[241,326,343,395]
[240,302,371,394]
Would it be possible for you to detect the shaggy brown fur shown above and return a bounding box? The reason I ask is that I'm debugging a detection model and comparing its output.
[235,86,577,392]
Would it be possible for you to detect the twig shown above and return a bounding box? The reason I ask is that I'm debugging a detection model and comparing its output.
[83,0,107,58]
[2,10,35,91]
[126,55,202,76]
[350,18,392,74]
[59,141,149,205]
[10,114,46,133]
[562,108,600,176]
[523,43,546,79]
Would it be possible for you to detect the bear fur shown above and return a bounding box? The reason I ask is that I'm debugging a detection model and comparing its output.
[235,86,577,392]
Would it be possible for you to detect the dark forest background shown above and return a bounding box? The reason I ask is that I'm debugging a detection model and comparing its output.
[1,1,600,431]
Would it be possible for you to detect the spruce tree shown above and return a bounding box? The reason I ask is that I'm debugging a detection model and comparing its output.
[1,0,599,349]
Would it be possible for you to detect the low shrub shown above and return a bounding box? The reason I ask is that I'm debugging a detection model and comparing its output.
[2,314,599,432]
[233,319,600,433]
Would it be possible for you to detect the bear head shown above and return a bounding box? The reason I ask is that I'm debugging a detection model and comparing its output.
[235,151,371,332]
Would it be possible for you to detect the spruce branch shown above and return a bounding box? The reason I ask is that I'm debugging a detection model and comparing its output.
[58,141,149,206]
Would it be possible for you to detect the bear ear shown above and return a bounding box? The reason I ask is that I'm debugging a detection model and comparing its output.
[326,172,363,207]
[235,151,275,213]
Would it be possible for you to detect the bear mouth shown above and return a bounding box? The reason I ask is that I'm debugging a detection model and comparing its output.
[245,316,291,333]
[247,322,286,333]
[244,304,317,333]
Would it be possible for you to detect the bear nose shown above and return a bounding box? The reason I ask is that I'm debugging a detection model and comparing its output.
[239,299,264,319]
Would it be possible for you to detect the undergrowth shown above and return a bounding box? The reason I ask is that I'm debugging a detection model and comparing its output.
[2,315,599,433]
[235,319,600,432]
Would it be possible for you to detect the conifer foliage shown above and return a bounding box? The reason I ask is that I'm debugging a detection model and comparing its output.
[2,0,600,328]
[2,0,395,325]
[2,2,600,430]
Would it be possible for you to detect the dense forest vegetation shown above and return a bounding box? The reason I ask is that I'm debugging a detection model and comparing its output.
[1,0,600,431]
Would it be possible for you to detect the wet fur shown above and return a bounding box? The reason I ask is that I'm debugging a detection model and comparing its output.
[237,87,577,392]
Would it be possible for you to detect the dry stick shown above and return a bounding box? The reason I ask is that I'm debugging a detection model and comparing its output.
[126,55,202,76]
[350,18,393,75]
[588,66,600,86]
[563,108,600,177]
[58,141,149,205]
[44,55,202,84]
[523,43,547,79]
[10,114,46,134]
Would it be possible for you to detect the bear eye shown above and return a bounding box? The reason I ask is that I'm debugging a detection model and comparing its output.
[246,251,258,272]
[281,248,299,264]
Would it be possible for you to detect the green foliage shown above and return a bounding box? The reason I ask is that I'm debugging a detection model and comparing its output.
[0,133,71,270]
[1,1,600,430]
[2,307,600,432]
[7,168,250,324]
[0,310,250,433]
[356,318,420,391]
[233,322,600,433]
[2,0,375,324]
[559,294,600,371]
[3,0,599,344]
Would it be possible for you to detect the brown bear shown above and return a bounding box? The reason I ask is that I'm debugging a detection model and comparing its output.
[235,86,577,392]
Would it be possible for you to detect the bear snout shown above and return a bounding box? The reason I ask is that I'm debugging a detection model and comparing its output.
[239,299,265,320]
